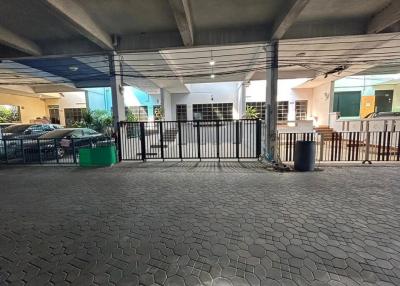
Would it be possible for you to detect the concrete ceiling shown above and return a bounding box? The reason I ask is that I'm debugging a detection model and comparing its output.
[0,0,400,96]
[189,0,286,30]
[75,0,178,35]
[0,0,398,57]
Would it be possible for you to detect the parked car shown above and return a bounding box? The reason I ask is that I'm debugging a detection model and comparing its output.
[23,128,110,161]
[0,123,16,139]
[2,124,63,139]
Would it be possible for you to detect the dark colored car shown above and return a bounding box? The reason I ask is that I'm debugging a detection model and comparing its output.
[23,128,110,161]
[0,123,16,139]
[2,124,63,139]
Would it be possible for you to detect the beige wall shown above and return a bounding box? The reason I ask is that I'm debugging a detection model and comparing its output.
[44,92,87,125]
[311,82,333,127]
[0,93,47,123]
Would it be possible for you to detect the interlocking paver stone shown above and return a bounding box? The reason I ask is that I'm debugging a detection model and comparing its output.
[0,162,399,286]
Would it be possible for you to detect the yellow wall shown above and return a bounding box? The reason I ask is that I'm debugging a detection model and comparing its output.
[0,93,47,123]
[0,91,87,125]
[360,96,375,118]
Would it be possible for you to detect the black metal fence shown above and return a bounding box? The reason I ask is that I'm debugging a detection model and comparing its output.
[277,131,400,162]
[118,120,262,161]
[0,138,115,165]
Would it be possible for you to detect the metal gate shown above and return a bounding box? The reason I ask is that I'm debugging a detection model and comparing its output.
[118,120,262,161]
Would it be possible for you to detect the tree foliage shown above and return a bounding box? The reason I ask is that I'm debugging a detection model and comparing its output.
[72,110,113,134]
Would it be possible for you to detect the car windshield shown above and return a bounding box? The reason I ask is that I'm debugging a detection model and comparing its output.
[3,124,32,133]
[39,129,74,139]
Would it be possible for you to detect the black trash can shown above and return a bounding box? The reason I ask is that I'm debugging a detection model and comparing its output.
[294,141,316,171]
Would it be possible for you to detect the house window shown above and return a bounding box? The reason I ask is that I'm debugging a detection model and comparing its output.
[295,100,308,120]
[0,105,21,122]
[277,101,289,122]
[125,106,148,121]
[64,108,86,127]
[246,102,266,119]
[193,103,233,120]
[176,104,187,121]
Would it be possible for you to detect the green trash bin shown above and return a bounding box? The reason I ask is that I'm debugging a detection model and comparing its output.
[79,144,117,167]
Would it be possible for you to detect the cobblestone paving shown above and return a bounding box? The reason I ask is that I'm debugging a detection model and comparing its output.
[0,162,400,286]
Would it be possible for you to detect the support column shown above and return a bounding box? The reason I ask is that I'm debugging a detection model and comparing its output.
[239,81,248,119]
[160,88,173,121]
[109,52,126,130]
[265,41,279,161]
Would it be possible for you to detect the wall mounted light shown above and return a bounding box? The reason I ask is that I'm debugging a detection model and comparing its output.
[69,66,79,72]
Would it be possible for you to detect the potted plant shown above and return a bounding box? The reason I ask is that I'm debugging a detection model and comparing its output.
[244,106,260,119]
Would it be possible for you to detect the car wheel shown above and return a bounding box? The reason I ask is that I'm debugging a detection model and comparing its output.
[57,147,65,159]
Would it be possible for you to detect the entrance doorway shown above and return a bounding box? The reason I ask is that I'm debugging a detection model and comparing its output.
[375,90,393,113]
[48,106,60,124]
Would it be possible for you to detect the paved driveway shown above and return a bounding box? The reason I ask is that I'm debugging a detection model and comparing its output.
[0,162,399,286]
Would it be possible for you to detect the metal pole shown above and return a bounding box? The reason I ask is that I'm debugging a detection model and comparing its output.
[363,121,372,164]
[264,40,279,161]
[109,52,126,131]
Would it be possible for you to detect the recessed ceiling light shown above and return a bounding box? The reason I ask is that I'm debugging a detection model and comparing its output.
[209,60,215,66]
[69,66,79,72]
[210,74,215,79]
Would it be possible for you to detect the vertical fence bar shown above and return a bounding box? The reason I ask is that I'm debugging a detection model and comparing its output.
[285,133,289,161]
[382,131,387,161]
[293,134,297,161]
[397,132,400,161]
[21,139,25,164]
[37,139,42,164]
[72,139,76,164]
[55,139,59,164]
[348,133,352,161]
[319,134,324,161]
[256,120,261,158]
[140,122,146,161]
[355,132,360,161]
[178,121,183,161]
[216,120,220,160]
[377,132,382,161]
[386,131,391,161]
[196,121,201,160]
[235,120,240,159]
[117,122,122,162]
[159,121,164,161]
[338,133,342,161]
[4,140,8,164]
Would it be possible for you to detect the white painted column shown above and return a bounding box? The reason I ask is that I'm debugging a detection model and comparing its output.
[265,41,279,161]
[109,52,126,129]
[239,82,248,119]
[160,88,173,121]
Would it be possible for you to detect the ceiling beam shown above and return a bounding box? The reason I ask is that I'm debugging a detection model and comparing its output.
[271,0,310,40]
[0,26,42,56]
[367,1,400,34]
[168,0,194,46]
[42,0,113,50]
